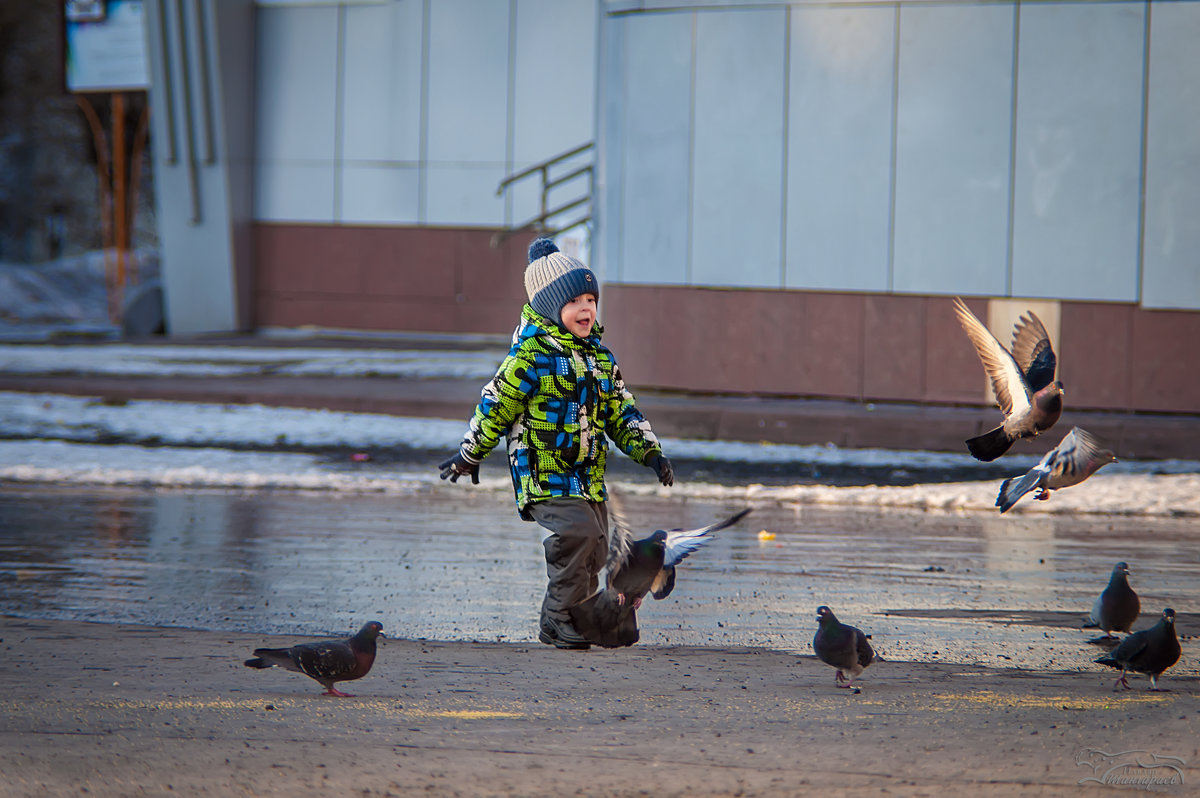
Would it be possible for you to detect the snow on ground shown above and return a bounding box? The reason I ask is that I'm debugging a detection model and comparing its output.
[2,392,1198,518]
[0,258,1197,519]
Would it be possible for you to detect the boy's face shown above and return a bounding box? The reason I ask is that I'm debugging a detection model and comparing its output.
[559,293,597,338]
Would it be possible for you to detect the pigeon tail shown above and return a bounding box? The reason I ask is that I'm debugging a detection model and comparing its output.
[996,467,1046,513]
[967,426,1014,462]
[244,648,292,669]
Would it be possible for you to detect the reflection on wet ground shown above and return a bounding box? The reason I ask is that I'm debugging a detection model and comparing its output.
[1,484,1196,675]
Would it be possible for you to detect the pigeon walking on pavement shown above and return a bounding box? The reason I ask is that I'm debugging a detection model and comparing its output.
[1083,562,1140,643]
[812,606,878,692]
[995,427,1117,513]
[1095,608,1181,692]
[569,508,752,648]
[953,297,1064,461]
[244,621,384,696]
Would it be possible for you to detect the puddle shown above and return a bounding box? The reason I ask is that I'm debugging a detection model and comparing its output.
[0,484,1196,675]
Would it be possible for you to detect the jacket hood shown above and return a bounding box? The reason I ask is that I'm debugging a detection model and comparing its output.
[518,304,603,347]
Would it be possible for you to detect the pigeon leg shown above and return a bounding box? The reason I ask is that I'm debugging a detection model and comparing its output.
[632,596,643,610]
[1148,675,1169,692]
[835,671,848,687]
[323,686,356,697]
[1034,489,1051,501]
[1112,672,1131,692]
[616,593,626,606]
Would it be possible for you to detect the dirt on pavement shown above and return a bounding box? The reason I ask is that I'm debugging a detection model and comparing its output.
[2,616,1196,797]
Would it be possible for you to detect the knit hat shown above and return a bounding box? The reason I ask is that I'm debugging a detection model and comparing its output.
[524,238,599,323]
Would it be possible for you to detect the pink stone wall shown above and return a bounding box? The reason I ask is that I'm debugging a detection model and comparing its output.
[252,223,1200,415]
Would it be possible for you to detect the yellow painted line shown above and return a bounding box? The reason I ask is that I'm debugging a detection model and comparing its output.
[408,709,525,720]
[26,697,532,720]
[932,691,1170,710]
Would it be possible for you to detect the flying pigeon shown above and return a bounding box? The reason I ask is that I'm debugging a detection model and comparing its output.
[953,297,1064,461]
[569,508,753,648]
[995,426,1117,513]
[1083,562,1140,643]
[812,605,878,691]
[244,621,384,697]
[1095,608,1181,691]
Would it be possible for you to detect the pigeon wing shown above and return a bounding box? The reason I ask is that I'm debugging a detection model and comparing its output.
[605,507,635,577]
[290,640,358,681]
[1088,593,1105,627]
[954,297,1031,418]
[649,566,676,600]
[1010,311,1057,392]
[661,526,712,569]
[1108,629,1150,668]
[855,627,876,669]
[1047,427,1112,488]
[661,508,751,569]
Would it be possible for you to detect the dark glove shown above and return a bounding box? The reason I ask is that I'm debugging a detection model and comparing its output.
[645,453,674,487]
[438,451,479,484]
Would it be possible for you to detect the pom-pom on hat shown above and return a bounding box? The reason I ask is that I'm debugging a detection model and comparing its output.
[524,237,599,323]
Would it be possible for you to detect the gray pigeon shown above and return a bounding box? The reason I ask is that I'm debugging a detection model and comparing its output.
[812,605,878,691]
[996,427,1117,513]
[569,508,752,648]
[244,621,384,696]
[954,298,1064,461]
[1095,608,1181,692]
[1083,562,1140,643]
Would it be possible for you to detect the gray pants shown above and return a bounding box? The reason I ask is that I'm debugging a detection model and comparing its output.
[527,499,608,623]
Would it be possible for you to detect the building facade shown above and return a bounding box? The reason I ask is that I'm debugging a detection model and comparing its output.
[145,0,1200,414]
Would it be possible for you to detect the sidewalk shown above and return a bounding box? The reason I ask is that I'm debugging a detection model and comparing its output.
[3,616,1195,797]
[0,332,1197,460]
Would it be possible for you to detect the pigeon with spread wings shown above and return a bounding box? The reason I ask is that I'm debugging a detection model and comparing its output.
[995,426,1116,513]
[954,297,1064,461]
[569,508,752,648]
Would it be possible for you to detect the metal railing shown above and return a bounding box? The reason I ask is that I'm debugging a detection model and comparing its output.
[492,142,594,247]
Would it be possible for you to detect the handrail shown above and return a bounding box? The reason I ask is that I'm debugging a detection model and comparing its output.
[495,141,594,196]
[493,141,594,246]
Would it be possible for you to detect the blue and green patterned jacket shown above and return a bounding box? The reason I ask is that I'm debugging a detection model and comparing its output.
[458,305,662,519]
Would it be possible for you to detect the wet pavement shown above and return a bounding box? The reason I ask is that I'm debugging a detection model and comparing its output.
[1,484,1196,677]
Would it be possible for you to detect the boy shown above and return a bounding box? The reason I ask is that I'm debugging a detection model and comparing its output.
[438,238,673,650]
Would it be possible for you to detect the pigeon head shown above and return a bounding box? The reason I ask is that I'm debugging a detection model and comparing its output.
[630,530,667,559]
[356,621,385,640]
[1113,562,1130,576]
[816,605,836,624]
[1161,608,1176,625]
[1034,381,1065,409]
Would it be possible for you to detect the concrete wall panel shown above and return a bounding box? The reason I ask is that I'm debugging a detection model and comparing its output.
[1010,2,1143,302]
[691,8,787,288]
[786,5,895,292]
[892,4,1013,296]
